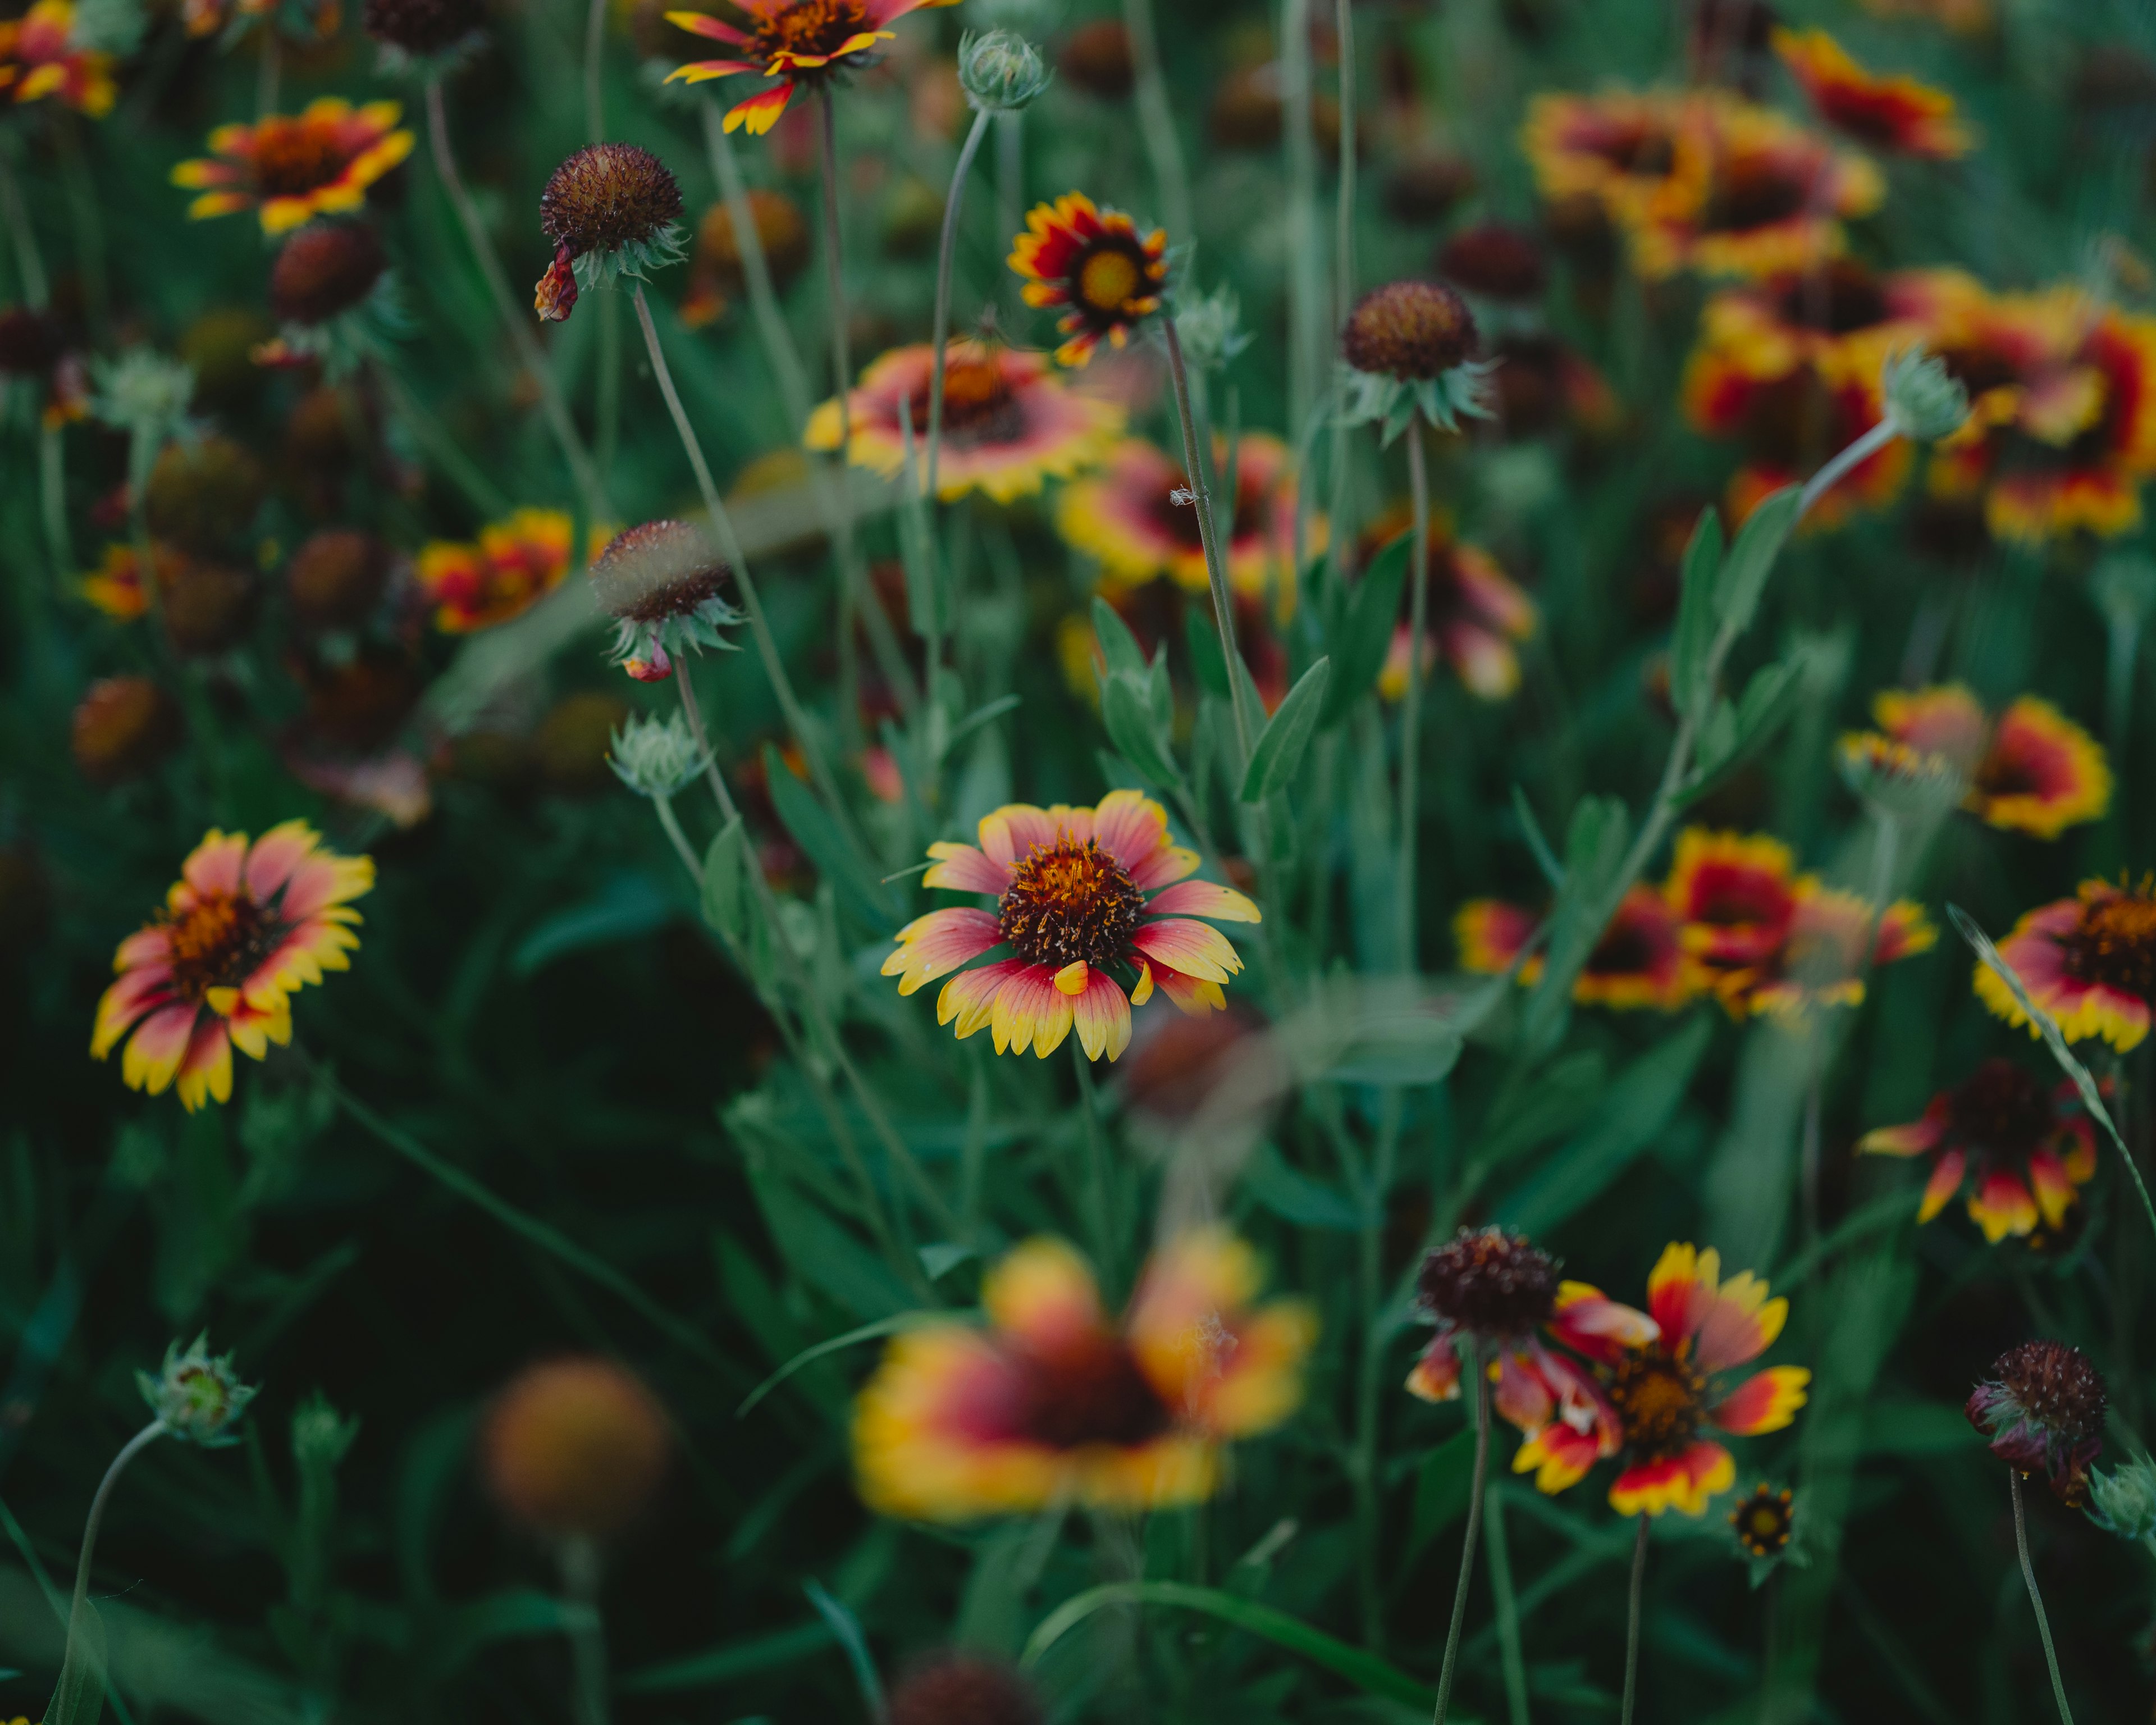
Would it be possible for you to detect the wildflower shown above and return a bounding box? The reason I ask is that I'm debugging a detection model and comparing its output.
[1371,516,1536,701]
[807,339,1124,503]
[883,791,1260,1062]
[90,347,197,442]
[269,222,389,326]
[1773,28,1971,159]
[90,822,373,1111]
[958,28,1051,112]
[145,435,266,555]
[172,100,415,235]
[1860,1058,2099,1243]
[1437,223,1548,304]
[1454,886,1692,1010]
[1975,876,2156,1053]
[852,1230,1314,1519]
[664,0,961,135]
[1521,90,1691,229]
[678,190,810,328]
[1834,731,1965,822]
[361,0,483,57]
[286,528,389,633]
[1386,150,1477,225]
[416,509,579,636]
[587,519,742,683]
[1339,280,1494,441]
[1967,1340,2105,1506]
[79,541,171,622]
[161,557,259,657]
[608,710,707,801]
[72,676,182,786]
[888,1656,1044,1725]
[1730,1482,1795,1557]
[1863,686,2111,839]
[1487,334,1623,441]
[1008,192,1170,368]
[482,1357,672,1539]
[535,143,687,322]
[0,0,116,116]
[1057,433,1309,601]
[138,1334,258,1444]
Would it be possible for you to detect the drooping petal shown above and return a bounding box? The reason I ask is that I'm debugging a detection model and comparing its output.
[1512,1420,1604,1495]
[1917,1147,1968,1223]
[1152,965,1228,1016]
[1547,1284,1659,1362]
[1491,1347,1557,1431]
[1857,1102,1948,1157]
[1143,879,1262,923]
[1710,1365,1811,1436]
[721,80,795,133]
[173,1013,235,1112]
[1608,1439,1734,1517]
[91,965,176,1058]
[1968,1168,2040,1242]
[1404,1326,1462,1403]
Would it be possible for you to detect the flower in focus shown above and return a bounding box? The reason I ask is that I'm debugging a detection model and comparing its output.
[92,822,373,1111]
[172,100,415,234]
[1975,876,2156,1053]
[665,0,962,135]
[883,791,1260,1062]
[1967,1339,2105,1505]
[417,509,578,635]
[535,143,687,322]
[1862,685,2111,839]
[0,0,116,116]
[587,518,742,682]
[1370,515,1536,701]
[1860,1058,2099,1243]
[852,1230,1314,1519]
[138,1334,258,1445]
[1453,885,1691,1010]
[482,1357,671,1539]
[807,339,1124,502]
[1408,1228,1657,1493]
[1009,192,1170,367]
[1772,29,1972,159]
[1058,433,1310,603]
[1340,279,1494,441]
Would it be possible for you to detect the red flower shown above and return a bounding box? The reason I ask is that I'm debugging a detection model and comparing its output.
[666,0,961,136]
[1773,28,1972,160]
[1008,193,1170,368]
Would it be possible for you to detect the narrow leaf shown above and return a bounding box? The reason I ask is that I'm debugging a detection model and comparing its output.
[1102,674,1183,789]
[1670,504,1724,720]
[1714,483,1802,635]
[1239,656,1331,802]
[1090,595,1147,679]
[1319,533,1410,726]
[736,1313,934,1418]
[700,818,747,944]
[802,1581,884,1722]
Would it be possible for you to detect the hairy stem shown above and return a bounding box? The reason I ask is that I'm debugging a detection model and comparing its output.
[1799,418,1898,517]
[1398,414,1431,971]
[1430,1354,1490,1725]
[2009,1467,2077,1725]
[1162,317,1256,759]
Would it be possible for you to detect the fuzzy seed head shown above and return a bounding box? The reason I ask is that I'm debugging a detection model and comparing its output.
[271,223,389,325]
[72,676,182,786]
[541,144,684,259]
[888,1655,1045,1725]
[482,1356,671,1539]
[1415,1226,1560,1339]
[362,0,483,53]
[1981,1340,2106,1444]
[590,519,731,624]
[1342,280,1479,381]
[286,528,389,632]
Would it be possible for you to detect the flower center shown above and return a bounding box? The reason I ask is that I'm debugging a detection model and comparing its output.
[163,891,280,1003]
[2062,884,2156,1000]
[1606,1345,1706,1461]
[999,837,1145,970]
[763,0,874,62]
[1702,155,1811,235]
[1077,245,1143,314]
[1733,1489,1793,1555]
[1589,118,1675,177]
[1948,1058,2055,1156]
[249,119,351,198]
[1773,262,1889,335]
[906,358,1024,444]
[1013,1334,1173,1449]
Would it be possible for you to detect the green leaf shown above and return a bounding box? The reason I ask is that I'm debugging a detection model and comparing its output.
[1519,795,1632,1051]
[47,1598,109,1725]
[1675,658,1803,807]
[735,1312,934,1418]
[1714,483,1802,635]
[1239,656,1331,802]
[511,873,674,976]
[748,1174,913,1321]
[1021,1581,1433,1709]
[1244,1142,1363,1230]
[1670,504,1724,720]
[1405,1427,1479,1565]
[1320,533,1410,726]
[1090,595,1146,679]
[761,743,898,932]
[620,1621,835,1695]
[802,1581,883,1721]
[1186,606,1231,699]
[700,818,747,944]
[1102,673,1183,789]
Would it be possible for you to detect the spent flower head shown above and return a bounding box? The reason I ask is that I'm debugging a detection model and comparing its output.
[1414,1225,1560,1340]
[609,710,708,800]
[1880,348,1969,443]
[1967,1339,2105,1505]
[138,1333,258,1444]
[1339,280,1495,445]
[959,28,1051,112]
[536,144,687,323]
[588,519,742,682]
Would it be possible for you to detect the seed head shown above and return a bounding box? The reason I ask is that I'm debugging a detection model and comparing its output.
[271,223,389,326]
[139,1333,258,1446]
[482,1356,671,1540]
[145,434,266,554]
[541,144,684,261]
[286,528,390,632]
[1967,1339,2107,1504]
[1437,223,1547,303]
[591,519,727,623]
[888,1656,1045,1725]
[1385,152,1476,224]
[1344,280,1479,380]
[1415,1226,1560,1339]
[72,676,182,786]
[362,0,483,54]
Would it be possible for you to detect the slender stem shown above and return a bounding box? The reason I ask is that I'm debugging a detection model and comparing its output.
[40,421,74,579]
[1430,1351,1490,1725]
[423,76,607,526]
[1162,317,1256,758]
[701,99,814,432]
[651,793,704,881]
[925,108,994,508]
[1279,0,1322,441]
[1351,1092,1397,1648]
[1335,0,1356,323]
[1120,0,1191,243]
[581,0,606,140]
[1799,418,1898,517]
[1072,1043,1116,1293]
[2009,1467,2077,1725]
[582,0,620,487]
[48,1421,164,1722]
[560,1537,611,1725]
[1619,1514,1648,1725]
[129,427,227,816]
[256,26,280,116]
[0,149,50,307]
[1398,415,1431,971]
[1483,1484,1531,1725]
[1799,1058,1823,1244]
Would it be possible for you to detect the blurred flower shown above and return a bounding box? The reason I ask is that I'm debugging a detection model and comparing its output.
[286,527,390,632]
[1173,284,1254,374]
[1861,1058,2099,1243]
[1058,433,1309,602]
[1438,223,1548,304]
[1010,192,1169,368]
[160,555,258,656]
[90,347,196,441]
[1773,28,1971,158]
[1371,514,1536,701]
[1975,876,2156,1053]
[146,434,266,553]
[92,821,373,1111]
[852,1230,1314,1518]
[888,1655,1044,1725]
[172,99,415,235]
[1861,685,2111,838]
[608,710,707,800]
[270,221,389,326]
[1729,1481,1795,1558]
[296,646,420,754]
[665,0,961,135]
[0,0,116,116]
[587,518,741,682]
[1880,348,1969,442]
[1385,150,1476,225]
[1056,18,1131,100]
[1835,731,1965,822]
[482,1357,671,1539]
[286,749,432,828]
[1967,1340,2104,1505]
[1455,884,1692,1010]
[417,509,578,635]
[1522,90,1689,228]
[1487,334,1622,441]
[72,676,182,785]
[807,338,1123,502]
[536,143,686,322]
[959,27,1049,112]
[139,1334,258,1444]
[1455,898,1539,978]
[1854,0,1989,30]
[679,190,810,328]
[79,540,171,621]
[534,693,631,797]
[1340,279,1493,441]
[883,791,1261,1061]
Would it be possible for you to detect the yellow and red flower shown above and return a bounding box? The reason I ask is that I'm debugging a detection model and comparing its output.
[1861,1058,2099,1243]
[1515,1244,1808,1516]
[78,541,189,622]
[1452,885,1691,1010]
[805,339,1125,503]
[0,0,116,116]
[881,791,1261,1062]
[852,1230,1314,1520]
[1866,685,2111,838]
[1009,193,1170,368]
[1372,516,1537,701]
[665,0,958,136]
[1057,433,1312,605]
[1521,90,1693,229]
[416,509,579,635]
[90,821,373,1111]
[1975,877,2156,1053]
[171,98,414,235]
[1772,28,1972,160]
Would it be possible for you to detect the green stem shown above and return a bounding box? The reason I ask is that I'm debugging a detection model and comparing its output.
[651,792,704,881]
[1799,418,1898,517]
[1334,0,1356,322]
[995,109,1023,255]
[40,421,74,579]
[561,1537,611,1725]
[2009,1467,2077,1725]
[583,0,620,488]
[1483,1485,1531,1725]
[925,108,994,510]
[1398,414,1431,971]
[1120,0,1191,243]
[1279,0,1323,444]
[47,1421,163,1725]
[1072,1042,1116,1292]
[1429,1345,1488,1724]
[1619,1514,1648,1725]
[1162,316,1256,760]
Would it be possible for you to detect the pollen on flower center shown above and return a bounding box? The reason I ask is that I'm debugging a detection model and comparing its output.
[251,122,346,196]
[1607,1346,1707,1459]
[766,0,873,57]
[999,838,1145,969]
[1079,248,1142,312]
[164,893,279,1001]
[2063,882,2156,997]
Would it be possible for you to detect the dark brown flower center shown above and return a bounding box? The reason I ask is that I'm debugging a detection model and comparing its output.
[1062,234,1156,328]
[1702,156,1812,236]
[1607,1345,1706,1461]
[250,120,351,198]
[1342,281,1478,380]
[2062,884,2156,1000]
[1013,1335,1172,1448]
[906,358,1024,444]
[1947,1058,2055,1156]
[1771,261,1888,334]
[163,892,280,1002]
[1589,118,1675,177]
[999,838,1144,970]
[1415,1227,1559,1338]
[1731,1486,1793,1556]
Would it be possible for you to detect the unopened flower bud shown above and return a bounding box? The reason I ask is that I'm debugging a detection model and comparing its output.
[138,1333,258,1445]
[1881,348,1968,443]
[959,29,1051,112]
[608,710,705,800]
[2088,1455,2156,1541]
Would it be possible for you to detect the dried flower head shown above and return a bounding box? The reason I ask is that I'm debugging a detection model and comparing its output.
[138,1333,258,1444]
[72,676,182,786]
[1415,1226,1561,1339]
[270,222,389,325]
[535,144,687,322]
[361,0,482,56]
[1967,1339,2106,1504]
[481,1356,671,1540]
[588,519,741,681]
[888,1655,1045,1725]
[145,435,266,554]
[1340,281,1494,443]
[161,556,259,657]
[608,709,707,800]
[286,528,389,632]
